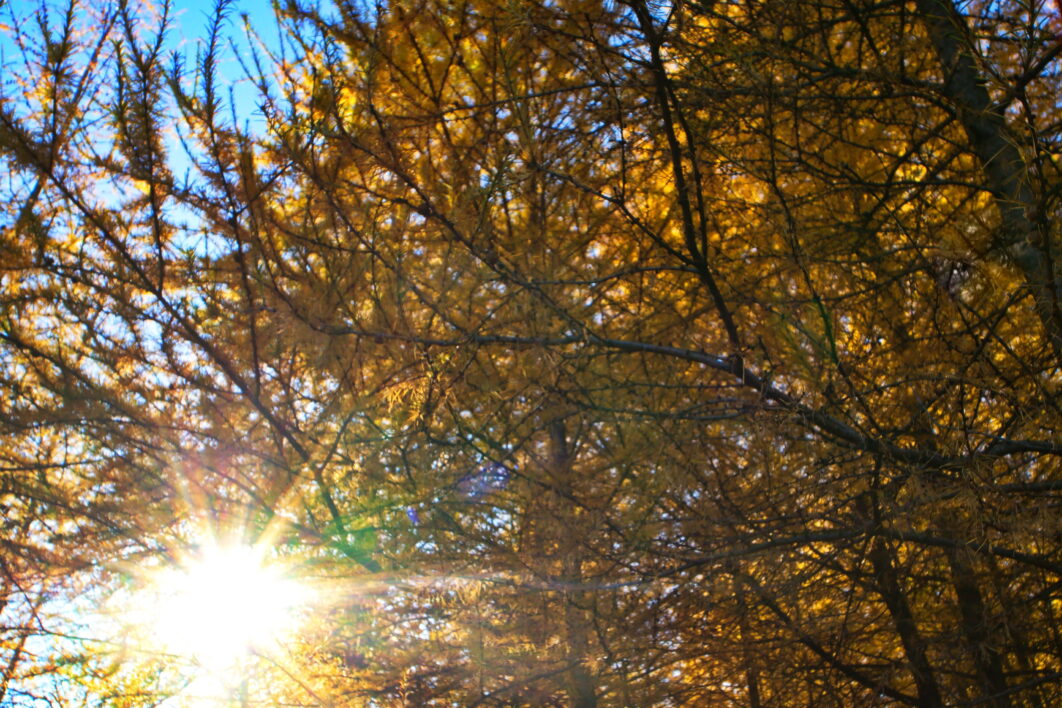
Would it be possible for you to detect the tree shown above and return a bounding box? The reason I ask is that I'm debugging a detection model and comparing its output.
[1,0,1060,705]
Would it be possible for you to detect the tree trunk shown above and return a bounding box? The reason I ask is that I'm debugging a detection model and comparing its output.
[866,537,945,707]
[550,419,598,708]
[944,545,1012,708]
[915,0,1062,363]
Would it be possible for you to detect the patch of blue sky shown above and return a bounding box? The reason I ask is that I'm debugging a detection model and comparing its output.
[0,3,254,264]
[161,2,281,259]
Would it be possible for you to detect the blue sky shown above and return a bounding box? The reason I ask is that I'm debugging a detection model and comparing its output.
[0,0,287,129]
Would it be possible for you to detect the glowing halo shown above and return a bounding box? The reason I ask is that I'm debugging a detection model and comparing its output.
[136,541,312,670]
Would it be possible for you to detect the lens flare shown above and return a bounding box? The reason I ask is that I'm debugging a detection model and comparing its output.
[142,543,309,668]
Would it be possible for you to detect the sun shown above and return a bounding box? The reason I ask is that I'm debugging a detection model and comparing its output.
[141,542,311,668]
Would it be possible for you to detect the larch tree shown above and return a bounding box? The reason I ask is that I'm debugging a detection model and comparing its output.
[0,0,1060,706]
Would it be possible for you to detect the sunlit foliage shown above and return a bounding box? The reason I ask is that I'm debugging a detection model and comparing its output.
[1,0,1061,705]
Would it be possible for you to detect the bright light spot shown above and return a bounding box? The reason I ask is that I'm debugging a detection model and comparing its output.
[142,543,310,668]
